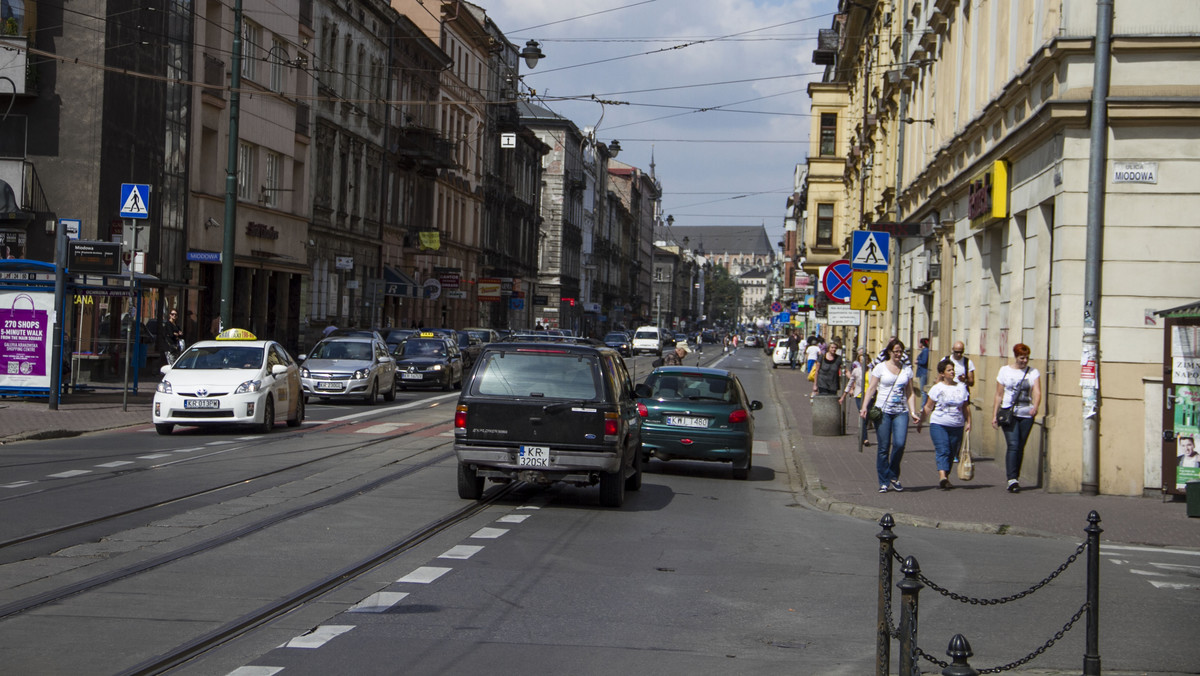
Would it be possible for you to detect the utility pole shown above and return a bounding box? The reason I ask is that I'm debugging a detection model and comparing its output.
[220,0,245,331]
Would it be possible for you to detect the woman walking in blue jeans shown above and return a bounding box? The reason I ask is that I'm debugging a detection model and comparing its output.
[918,358,971,489]
[860,339,921,493]
[992,343,1042,493]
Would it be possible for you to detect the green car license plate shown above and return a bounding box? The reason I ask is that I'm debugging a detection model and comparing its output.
[666,415,707,428]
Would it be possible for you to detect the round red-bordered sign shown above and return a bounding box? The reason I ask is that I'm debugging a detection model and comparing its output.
[822,260,853,304]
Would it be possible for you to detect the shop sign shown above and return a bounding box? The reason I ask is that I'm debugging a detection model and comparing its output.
[478,278,502,302]
[446,290,468,299]
[245,221,279,240]
[968,160,1009,228]
[335,256,354,270]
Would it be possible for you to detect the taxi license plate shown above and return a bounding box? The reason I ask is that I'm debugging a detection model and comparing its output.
[184,398,219,409]
[666,415,707,428]
[316,381,343,390]
[402,373,424,380]
[519,445,550,467]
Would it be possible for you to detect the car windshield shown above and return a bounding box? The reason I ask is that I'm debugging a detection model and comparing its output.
[644,372,735,403]
[398,339,447,358]
[173,345,265,370]
[474,352,599,399]
[634,330,657,340]
[604,333,627,341]
[310,341,373,361]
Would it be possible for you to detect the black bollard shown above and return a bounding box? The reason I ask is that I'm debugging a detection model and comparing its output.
[1084,510,1102,675]
[877,514,897,676]
[941,634,978,676]
[898,555,924,676]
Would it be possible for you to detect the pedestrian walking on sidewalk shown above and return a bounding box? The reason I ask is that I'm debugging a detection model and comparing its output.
[861,339,921,493]
[804,338,821,373]
[839,347,871,446]
[919,358,971,489]
[992,343,1042,493]
[786,331,801,369]
[811,339,843,396]
[946,340,976,390]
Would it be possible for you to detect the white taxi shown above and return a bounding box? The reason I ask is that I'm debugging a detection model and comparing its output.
[152,328,304,435]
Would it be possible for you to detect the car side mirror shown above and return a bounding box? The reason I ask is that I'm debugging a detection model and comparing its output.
[271,364,289,375]
[298,354,307,361]
[380,355,393,363]
[160,364,172,374]
[634,383,653,398]
[750,400,763,411]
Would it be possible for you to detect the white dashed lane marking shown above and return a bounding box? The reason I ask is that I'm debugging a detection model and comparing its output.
[2,481,35,489]
[47,470,91,478]
[348,591,409,613]
[396,566,452,584]
[496,514,529,524]
[355,422,413,434]
[279,625,354,649]
[439,545,484,560]
[96,461,134,468]
[470,527,508,539]
[138,454,173,460]
[226,667,284,676]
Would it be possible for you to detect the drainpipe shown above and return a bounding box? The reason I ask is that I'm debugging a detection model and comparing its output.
[1081,0,1113,496]
[893,0,910,342]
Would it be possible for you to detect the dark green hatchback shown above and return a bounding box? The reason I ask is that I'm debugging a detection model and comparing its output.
[636,366,763,479]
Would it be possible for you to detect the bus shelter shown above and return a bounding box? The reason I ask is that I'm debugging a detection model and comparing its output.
[0,259,159,403]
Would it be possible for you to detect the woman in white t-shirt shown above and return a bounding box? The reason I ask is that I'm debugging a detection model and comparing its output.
[918,358,971,489]
[991,343,1042,493]
[860,339,921,493]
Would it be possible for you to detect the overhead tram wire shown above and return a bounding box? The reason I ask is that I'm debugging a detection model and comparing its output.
[510,0,660,33]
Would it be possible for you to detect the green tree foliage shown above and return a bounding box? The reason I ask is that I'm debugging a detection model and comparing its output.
[704,266,742,325]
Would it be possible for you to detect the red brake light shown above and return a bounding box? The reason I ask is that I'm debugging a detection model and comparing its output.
[604,411,619,436]
[728,408,749,424]
[455,405,468,429]
[636,402,648,417]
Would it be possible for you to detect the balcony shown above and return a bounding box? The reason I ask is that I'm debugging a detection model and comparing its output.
[202,53,225,99]
[395,126,456,169]
[0,36,29,94]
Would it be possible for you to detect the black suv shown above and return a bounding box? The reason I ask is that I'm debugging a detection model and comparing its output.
[454,341,644,507]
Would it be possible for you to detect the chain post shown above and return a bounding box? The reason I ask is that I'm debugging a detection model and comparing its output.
[941,634,977,676]
[898,555,923,676]
[1084,510,1102,675]
[877,513,897,676]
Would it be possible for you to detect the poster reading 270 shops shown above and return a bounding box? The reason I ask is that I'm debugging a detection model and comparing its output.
[0,291,53,390]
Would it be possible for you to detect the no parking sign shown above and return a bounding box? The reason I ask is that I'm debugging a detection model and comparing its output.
[822,260,853,304]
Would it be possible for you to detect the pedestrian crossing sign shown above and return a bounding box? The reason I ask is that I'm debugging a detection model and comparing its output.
[851,230,889,271]
[120,183,151,219]
[850,271,889,312]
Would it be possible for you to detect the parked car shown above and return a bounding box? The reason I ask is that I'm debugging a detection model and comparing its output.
[771,344,792,368]
[636,366,762,479]
[392,335,464,390]
[299,336,397,404]
[603,331,633,356]
[453,340,643,507]
[632,326,665,356]
[152,328,304,435]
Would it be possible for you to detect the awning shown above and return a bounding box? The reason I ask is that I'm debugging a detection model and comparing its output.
[383,266,421,299]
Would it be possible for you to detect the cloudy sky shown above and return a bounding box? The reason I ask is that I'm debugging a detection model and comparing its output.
[482,0,839,248]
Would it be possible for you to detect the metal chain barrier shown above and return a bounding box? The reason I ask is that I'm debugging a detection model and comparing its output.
[891,540,1086,605]
[915,601,1089,673]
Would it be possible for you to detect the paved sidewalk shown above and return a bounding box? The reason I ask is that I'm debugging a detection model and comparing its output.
[0,389,154,443]
[771,361,1199,549]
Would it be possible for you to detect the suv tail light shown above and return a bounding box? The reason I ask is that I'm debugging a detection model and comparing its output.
[604,411,619,437]
[728,408,749,424]
[455,404,468,429]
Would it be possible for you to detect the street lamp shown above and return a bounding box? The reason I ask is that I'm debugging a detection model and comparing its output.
[520,40,545,69]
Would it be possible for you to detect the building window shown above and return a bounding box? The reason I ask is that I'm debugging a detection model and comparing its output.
[816,203,834,246]
[269,37,287,93]
[263,151,281,207]
[241,21,262,81]
[819,113,837,156]
[237,142,254,201]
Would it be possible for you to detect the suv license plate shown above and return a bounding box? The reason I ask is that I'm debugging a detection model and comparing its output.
[184,398,220,409]
[666,415,707,428]
[519,446,550,467]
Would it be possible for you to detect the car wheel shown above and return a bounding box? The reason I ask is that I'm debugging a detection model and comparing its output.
[625,444,643,491]
[457,463,483,500]
[155,423,174,435]
[364,379,378,404]
[287,393,305,427]
[599,469,625,508]
[454,373,463,390]
[732,451,752,480]
[383,375,397,402]
[257,397,274,434]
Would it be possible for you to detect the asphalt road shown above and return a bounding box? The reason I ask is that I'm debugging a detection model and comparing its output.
[0,346,1196,675]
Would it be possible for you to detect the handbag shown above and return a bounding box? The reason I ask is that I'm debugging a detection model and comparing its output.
[997,367,1030,427]
[957,433,975,481]
[868,406,883,424]
[807,361,818,382]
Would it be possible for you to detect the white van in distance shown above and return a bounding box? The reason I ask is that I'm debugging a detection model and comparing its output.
[632,326,665,356]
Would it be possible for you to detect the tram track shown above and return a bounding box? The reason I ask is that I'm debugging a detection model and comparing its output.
[0,416,455,552]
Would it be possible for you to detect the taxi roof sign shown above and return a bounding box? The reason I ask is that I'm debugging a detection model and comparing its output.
[418,331,437,338]
[216,328,257,340]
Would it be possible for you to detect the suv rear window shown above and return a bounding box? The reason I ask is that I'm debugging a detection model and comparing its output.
[474,351,600,399]
[634,330,658,340]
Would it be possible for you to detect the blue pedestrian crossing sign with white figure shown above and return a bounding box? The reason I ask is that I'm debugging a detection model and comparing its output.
[120,183,151,219]
[851,230,889,271]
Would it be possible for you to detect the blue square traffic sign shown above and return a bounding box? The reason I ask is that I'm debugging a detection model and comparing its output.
[120,183,151,219]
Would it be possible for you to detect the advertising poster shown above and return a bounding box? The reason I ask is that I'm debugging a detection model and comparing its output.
[0,291,53,390]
